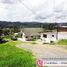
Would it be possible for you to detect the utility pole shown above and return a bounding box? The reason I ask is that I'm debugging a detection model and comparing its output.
[56,23,58,40]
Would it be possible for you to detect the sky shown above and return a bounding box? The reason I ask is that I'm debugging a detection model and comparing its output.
[0,0,67,22]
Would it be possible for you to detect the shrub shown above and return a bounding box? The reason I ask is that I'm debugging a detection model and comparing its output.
[57,39,67,45]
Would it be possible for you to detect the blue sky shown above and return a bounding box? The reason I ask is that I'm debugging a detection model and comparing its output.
[0,0,67,22]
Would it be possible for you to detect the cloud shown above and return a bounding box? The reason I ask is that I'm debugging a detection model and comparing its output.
[0,0,67,22]
[0,0,21,4]
[0,3,7,20]
[2,0,14,4]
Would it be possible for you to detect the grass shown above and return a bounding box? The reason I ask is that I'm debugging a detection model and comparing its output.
[17,41,37,45]
[0,41,35,67]
[57,39,67,45]
[4,37,37,45]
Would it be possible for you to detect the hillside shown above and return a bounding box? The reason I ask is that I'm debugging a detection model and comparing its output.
[0,21,67,28]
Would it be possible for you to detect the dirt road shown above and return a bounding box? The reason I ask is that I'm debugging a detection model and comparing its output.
[16,44,67,67]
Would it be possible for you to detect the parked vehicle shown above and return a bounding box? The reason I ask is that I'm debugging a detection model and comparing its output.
[11,36,17,41]
[0,38,8,43]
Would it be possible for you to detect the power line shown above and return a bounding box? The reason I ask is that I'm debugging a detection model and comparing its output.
[20,1,46,20]
[21,1,37,15]
[20,0,53,20]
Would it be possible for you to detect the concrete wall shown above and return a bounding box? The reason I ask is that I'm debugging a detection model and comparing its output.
[42,31,67,40]
[42,31,57,40]
[58,32,67,40]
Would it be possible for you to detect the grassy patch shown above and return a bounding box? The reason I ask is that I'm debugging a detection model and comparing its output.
[6,41,23,46]
[4,37,37,45]
[18,41,37,45]
[0,41,35,67]
[30,41,37,45]
[43,66,48,67]
[57,39,67,45]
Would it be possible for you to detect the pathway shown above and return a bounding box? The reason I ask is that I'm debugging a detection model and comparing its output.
[16,43,67,67]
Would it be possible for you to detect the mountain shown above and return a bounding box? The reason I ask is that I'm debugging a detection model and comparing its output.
[0,21,67,28]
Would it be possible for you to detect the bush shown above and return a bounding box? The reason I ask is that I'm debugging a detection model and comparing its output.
[32,36,36,41]
[57,39,67,45]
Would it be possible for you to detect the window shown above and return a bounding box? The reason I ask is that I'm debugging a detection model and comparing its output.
[43,34,47,38]
[52,35,54,37]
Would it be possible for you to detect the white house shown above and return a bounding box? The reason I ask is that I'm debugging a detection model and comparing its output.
[40,26,67,43]
[40,30,57,43]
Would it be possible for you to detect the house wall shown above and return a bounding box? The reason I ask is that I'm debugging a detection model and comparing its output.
[58,32,67,40]
[43,31,67,40]
[41,31,57,40]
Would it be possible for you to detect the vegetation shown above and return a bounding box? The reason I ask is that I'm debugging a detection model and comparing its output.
[19,41,37,45]
[43,66,48,67]
[0,41,35,67]
[0,21,67,28]
[31,41,37,44]
[57,39,67,45]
